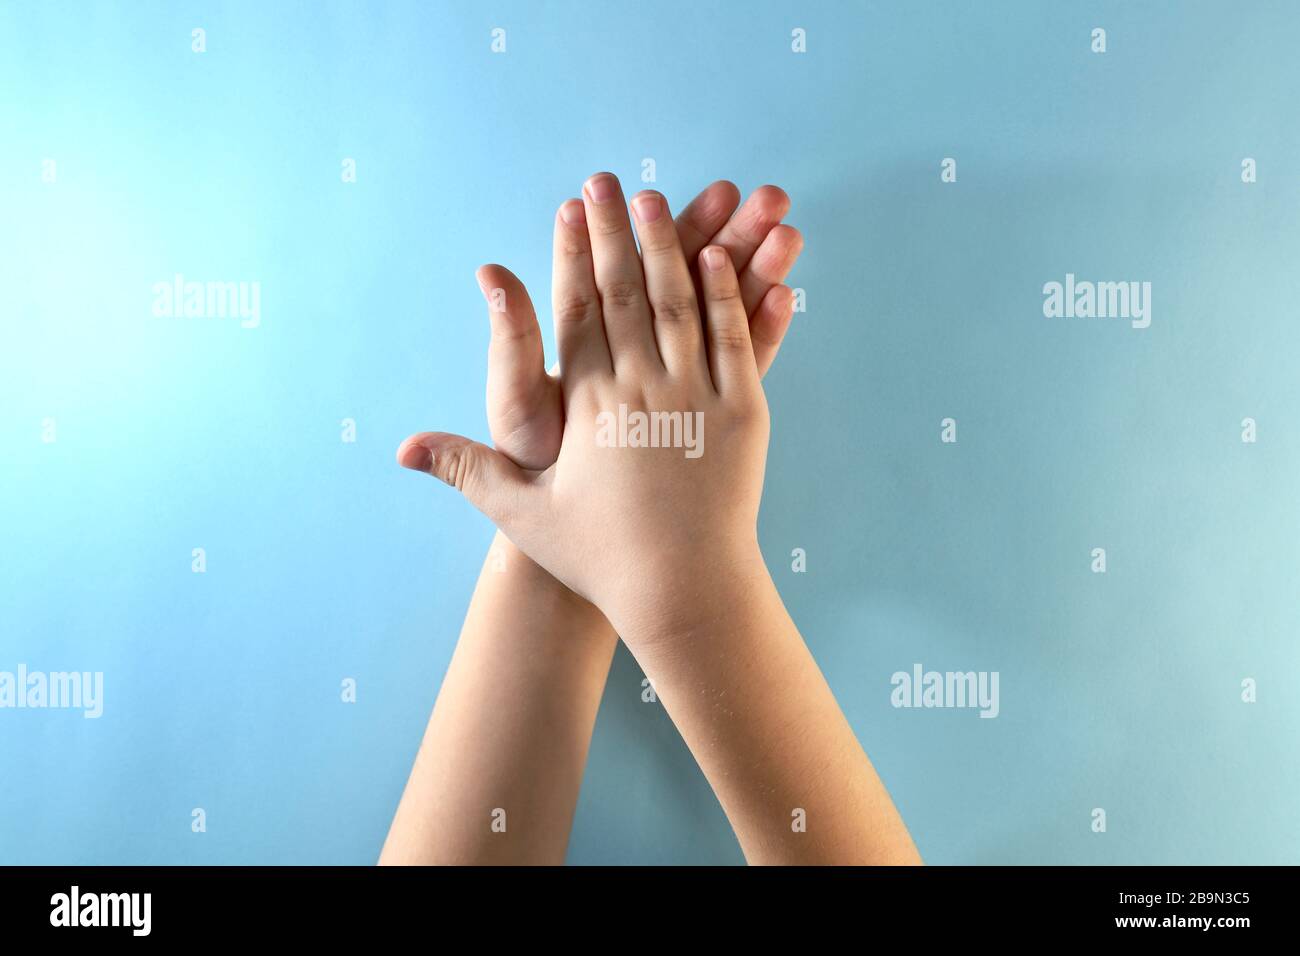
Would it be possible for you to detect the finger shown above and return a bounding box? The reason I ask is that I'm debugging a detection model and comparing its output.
[477,264,548,445]
[697,246,757,397]
[674,180,742,264]
[709,185,790,275]
[750,284,795,379]
[397,432,541,532]
[631,190,707,379]
[582,172,658,373]
[552,199,613,381]
[738,223,803,317]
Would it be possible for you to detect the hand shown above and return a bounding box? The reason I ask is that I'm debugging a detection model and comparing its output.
[398,172,784,642]
[481,178,802,472]
[393,174,921,866]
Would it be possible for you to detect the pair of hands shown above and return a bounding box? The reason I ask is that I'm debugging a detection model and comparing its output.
[397,173,802,641]
[386,186,922,865]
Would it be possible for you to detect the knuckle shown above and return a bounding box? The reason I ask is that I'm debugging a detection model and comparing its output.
[707,280,741,304]
[653,293,698,324]
[439,444,476,493]
[590,214,628,238]
[600,278,644,312]
[489,320,538,344]
[554,292,597,325]
[738,225,765,247]
[750,318,780,345]
[734,213,768,246]
[709,324,751,353]
[558,234,590,258]
[639,230,678,255]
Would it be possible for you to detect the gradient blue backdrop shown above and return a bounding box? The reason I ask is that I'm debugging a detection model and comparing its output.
[3,0,1298,864]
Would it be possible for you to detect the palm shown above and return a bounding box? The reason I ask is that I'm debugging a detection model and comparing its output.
[489,372,565,471]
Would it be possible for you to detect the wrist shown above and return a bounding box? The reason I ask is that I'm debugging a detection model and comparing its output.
[606,540,774,652]
[487,530,612,634]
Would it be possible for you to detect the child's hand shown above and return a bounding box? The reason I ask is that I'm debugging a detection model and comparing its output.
[396,175,920,866]
[399,173,788,641]
[481,179,802,474]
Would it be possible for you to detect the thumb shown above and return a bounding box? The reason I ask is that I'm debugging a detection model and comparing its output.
[396,431,539,528]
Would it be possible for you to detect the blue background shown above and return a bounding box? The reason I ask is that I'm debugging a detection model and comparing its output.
[2,0,1297,864]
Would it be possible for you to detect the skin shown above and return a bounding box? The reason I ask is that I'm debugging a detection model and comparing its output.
[387,172,919,865]
[381,179,803,866]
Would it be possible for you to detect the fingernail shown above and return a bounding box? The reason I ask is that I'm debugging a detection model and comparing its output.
[585,173,618,204]
[399,442,432,472]
[559,199,586,225]
[702,246,726,272]
[632,193,663,223]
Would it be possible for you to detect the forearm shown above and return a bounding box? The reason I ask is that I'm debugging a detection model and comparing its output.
[380,531,617,865]
[617,553,921,865]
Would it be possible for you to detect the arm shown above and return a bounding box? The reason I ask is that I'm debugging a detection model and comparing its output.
[383,179,803,864]
[379,532,615,864]
[619,558,921,865]
[401,172,918,865]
